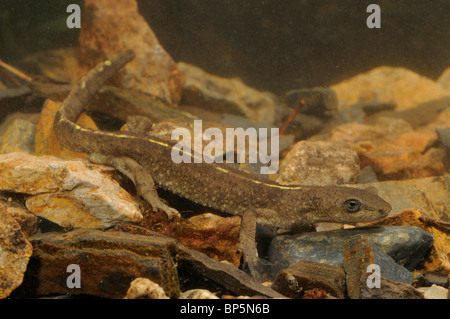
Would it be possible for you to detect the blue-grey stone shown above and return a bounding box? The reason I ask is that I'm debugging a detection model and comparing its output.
[267,226,434,276]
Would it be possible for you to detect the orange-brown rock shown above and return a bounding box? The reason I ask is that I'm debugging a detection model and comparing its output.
[175,213,242,267]
[35,99,97,159]
[79,0,182,104]
[374,209,450,276]
[359,131,445,180]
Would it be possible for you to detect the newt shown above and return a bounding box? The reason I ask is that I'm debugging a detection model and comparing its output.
[54,50,392,280]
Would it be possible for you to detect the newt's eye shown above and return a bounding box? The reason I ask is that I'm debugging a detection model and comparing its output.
[344,199,362,213]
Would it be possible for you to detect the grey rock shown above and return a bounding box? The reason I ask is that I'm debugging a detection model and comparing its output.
[0,118,36,154]
[277,140,360,186]
[437,127,450,151]
[268,226,434,276]
[284,87,338,117]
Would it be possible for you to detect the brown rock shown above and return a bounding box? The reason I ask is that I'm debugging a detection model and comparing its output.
[277,140,360,186]
[18,229,180,298]
[178,62,280,124]
[359,131,445,180]
[271,261,346,299]
[374,209,450,276]
[35,99,97,159]
[343,236,414,299]
[79,0,182,104]
[331,66,450,110]
[0,203,33,299]
[3,201,39,238]
[173,213,241,267]
[359,273,424,299]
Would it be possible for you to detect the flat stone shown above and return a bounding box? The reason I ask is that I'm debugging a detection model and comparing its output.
[0,152,142,228]
[277,140,360,186]
[0,203,33,298]
[177,245,284,298]
[359,273,424,299]
[79,0,182,104]
[271,261,346,299]
[268,226,434,276]
[16,229,180,298]
[178,62,281,125]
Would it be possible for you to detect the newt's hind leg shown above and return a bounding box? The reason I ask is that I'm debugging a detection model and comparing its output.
[239,209,275,282]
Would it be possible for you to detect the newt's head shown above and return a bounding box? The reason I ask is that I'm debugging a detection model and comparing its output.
[317,186,391,224]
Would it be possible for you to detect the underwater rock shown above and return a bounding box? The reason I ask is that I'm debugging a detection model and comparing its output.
[359,130,444,180]
[79,0,182,104]
[361,175,450,223]
[178,213,242,267]
[0,113,37,154]
[268,226,434,277]
[178,62,281,125]
[331,66,450,110]
[124,277,169,299]
[374,209,450,276]
[179,289,220,299]
[0,203,33,299]
[437,67,450,93]
[358,273,424,299]
[18,229,180,298]
[2,200,39,238]
[329,122,386,147]
[35,99,96,159]
[437,128,450,151]
[0,152,142,228]
[343,236,413,300]
[271,261,346,299]
[177,245,284,298]
[277,140,360,186]
[283,87,338,117]
[417,284,449,299]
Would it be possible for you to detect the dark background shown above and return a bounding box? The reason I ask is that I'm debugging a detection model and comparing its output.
[1,0,449,95]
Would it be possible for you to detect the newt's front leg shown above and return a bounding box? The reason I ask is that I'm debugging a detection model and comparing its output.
[88,153,180,220]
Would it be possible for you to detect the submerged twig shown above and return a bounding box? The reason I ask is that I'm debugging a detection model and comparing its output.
[0,58,33,83]
[279,99,305,135]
